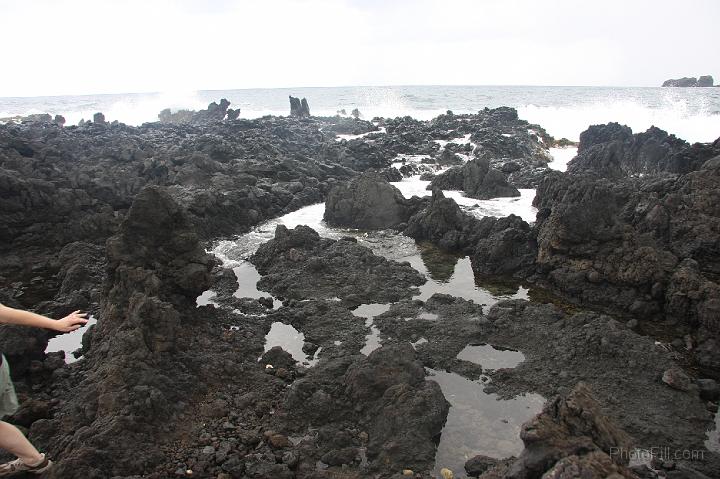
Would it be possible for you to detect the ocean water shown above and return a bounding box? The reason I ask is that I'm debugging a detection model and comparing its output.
[1,85,719,143]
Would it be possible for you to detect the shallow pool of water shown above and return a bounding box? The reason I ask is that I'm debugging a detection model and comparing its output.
[352,303,391,356]
[45,315,98,363]
[196,290,219,307]
[262,321,318,366]
[429,368,545,478]
[457,344,526,370]
[233,262,282,309]
[206,159,553,476]
[405,251,529,312]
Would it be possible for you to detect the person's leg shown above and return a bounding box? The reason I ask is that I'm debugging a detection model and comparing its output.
[0,421,44,465]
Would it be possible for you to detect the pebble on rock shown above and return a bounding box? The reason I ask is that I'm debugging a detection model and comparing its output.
[440,468,454,479]
[662,367,692,391]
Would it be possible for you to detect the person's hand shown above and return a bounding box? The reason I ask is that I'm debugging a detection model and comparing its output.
[54,310,88,333]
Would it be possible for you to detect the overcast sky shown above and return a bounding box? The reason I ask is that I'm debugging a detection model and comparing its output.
[1,0,718,97]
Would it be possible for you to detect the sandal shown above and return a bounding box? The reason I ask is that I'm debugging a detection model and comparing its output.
[0,453,52,476]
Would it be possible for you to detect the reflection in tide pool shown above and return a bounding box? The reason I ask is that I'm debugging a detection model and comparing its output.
[196,290,219,307]
[429,368,545,478]
[262,321,318,366]
[211,202,533,313]
[457,344,526,370]
[45,315,98,363]
[233,262,282,309]
[405,251,529,312]
[352,303,391,356]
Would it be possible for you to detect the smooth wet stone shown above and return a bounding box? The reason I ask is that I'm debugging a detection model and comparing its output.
[662,367,692,391]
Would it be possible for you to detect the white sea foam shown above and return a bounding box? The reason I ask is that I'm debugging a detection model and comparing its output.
[518,96,720,144]
[335,126,386,141]
[548,146,578,172]
[3,86,718,144]
[58,91,207,126]
[446,189,538,223]
[390,175,537,223]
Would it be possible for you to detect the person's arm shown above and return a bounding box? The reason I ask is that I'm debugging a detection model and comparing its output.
[0,304,88,333]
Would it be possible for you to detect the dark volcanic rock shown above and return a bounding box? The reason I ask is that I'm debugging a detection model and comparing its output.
[405,189,536,277]
[533,154,720,328]
[6,101,720,478]
[158,98,234,124]
[662,77,700,87]
[404,189,486,252]
[662,76,714,87]
[323,172,426,229]
[289,96,310,118]
[499,383,635,478]
[352,295,716,477]
[283,343,449,474]
[471,216,536,277]
[698,75,715,87]
[0,323,48,380]
[430,157,520,199]
[465,455,500,477]
[251,225,426,304]
[92,112,106,125]
[568,123,718,177]
[29,186,215,478]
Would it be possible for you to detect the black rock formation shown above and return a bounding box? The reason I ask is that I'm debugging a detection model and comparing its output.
[289,96,310,118]
[323,172,427,229]
[251,224,426,304]
[567,123,718,177]
[662,75,714,87]
[490,383,635,478]
[158,98,235,124]
[534,153,720,329]
[429,157,521,199]
[405,189,536,277]
[92,112,106,124]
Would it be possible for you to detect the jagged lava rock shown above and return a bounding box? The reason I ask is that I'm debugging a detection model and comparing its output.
[323,172,427,229]
[251,224,426,304]
[499,383,635,479]
[567,123,719,177]
[430,157,521,199]
[404,189,536,276]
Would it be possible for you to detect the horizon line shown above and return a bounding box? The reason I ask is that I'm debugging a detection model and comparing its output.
[0,83,680,100]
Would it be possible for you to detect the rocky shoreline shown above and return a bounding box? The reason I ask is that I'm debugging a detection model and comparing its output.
[1,99,719,478]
